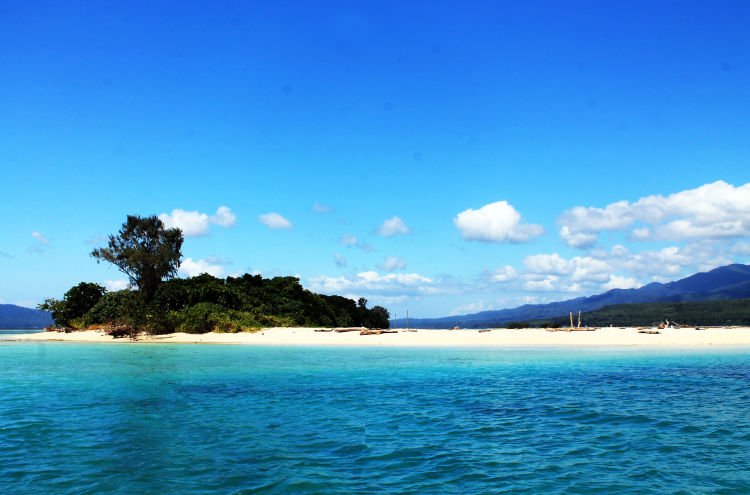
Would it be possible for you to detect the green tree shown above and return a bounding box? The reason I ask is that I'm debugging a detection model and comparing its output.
[37,298,68,327]
[37,282,106,327]
[64,282,106,321]
[368,305,390,329]
[91,215,183,302]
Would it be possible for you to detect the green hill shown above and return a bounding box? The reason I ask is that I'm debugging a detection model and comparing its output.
[0,304,54,329]
[521,298,750,328]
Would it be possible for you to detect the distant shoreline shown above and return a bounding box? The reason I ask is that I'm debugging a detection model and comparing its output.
[4,326,750,347]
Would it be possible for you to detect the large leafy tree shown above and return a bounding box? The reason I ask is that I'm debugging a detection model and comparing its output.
[91,215,183,302]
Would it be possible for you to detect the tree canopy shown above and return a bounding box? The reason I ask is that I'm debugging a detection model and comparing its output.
[38,282,105,327]
[91,215,183,302]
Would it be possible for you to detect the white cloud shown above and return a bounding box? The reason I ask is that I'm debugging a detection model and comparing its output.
[732,241,750,256]
[602,275,640,291]
[377,256,407,272]
[632,227,650,240]
[490,265,518,283]
[339,234,373,252]
[258,212,292,230]
[524,253,572,275]
[104,279,130,291]
[559,181,750,247]
[378,216,411,237]
[522,253,611,283]
[450,301,493,315]
[488,239,738,296]
[179,257,225,277]
[31,231,49,245]
[308,271,435,297]
[523,275,559,291]
[211,206,236,227]
[454,201,543,243]
[559,226,598,249]
[334,253,347,268]
[313,202,333,214]
[159,206,236,237]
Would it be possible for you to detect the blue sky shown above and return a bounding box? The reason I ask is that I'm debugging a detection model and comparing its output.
[1,1,749,317]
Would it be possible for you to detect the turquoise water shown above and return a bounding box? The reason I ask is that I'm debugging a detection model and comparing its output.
[0,328,45,334]
[1,344,749,494]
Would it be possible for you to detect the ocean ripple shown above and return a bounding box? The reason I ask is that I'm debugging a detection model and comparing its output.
[1,344,749,494]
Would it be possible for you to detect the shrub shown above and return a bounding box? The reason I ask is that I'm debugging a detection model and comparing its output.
[170,303,263,334]
[505,321,530,329]
[84,290,142,326]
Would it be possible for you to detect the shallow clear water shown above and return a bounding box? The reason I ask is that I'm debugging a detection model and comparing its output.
[1,344,749,494]
[0,328,45,334]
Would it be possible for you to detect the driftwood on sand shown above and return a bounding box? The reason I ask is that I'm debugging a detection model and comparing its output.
[360,329,398,335]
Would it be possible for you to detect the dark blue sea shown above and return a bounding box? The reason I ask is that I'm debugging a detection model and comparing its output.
[1,342,749,494]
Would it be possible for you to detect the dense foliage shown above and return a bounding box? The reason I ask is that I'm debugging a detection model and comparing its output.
[39,282,106,327]
[517,299,750,328]
[91,215,183,302]
[43,274,390,333]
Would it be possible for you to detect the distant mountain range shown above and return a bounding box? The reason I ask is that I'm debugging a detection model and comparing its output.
[0,304,53,329]
[395,264,750,329]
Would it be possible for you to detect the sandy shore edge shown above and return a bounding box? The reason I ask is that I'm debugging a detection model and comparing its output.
[4,326,750,347]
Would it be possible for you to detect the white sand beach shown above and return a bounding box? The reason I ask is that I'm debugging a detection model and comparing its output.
[5,326,750,347]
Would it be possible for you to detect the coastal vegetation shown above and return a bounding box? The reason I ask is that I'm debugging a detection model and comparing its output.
[39,215,390,334]
[515,298,750,328]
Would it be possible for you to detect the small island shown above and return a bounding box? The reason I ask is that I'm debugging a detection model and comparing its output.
[38,215,390,339]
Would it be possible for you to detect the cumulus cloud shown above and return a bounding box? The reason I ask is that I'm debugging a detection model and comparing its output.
[377,256,407,272]
[104,279,130,291]
[308,271,436,297]
[490,265,518,283]
[487,240,738,296]
[559,181,750,247]
[602,275,640,291]
[523,253,572,275]
[523,275,559,291]
[454,201,543,243]
[258,212,292,230]
[159,206,236,237]
[378,216,411,237]
[211,206,236,227]
[179,257,225,277]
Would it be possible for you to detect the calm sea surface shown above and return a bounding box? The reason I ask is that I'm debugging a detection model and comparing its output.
[1,342,749,494]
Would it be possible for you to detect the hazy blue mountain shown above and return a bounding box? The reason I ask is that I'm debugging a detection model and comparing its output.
[396,264,750,329]
[0,304,54,329]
